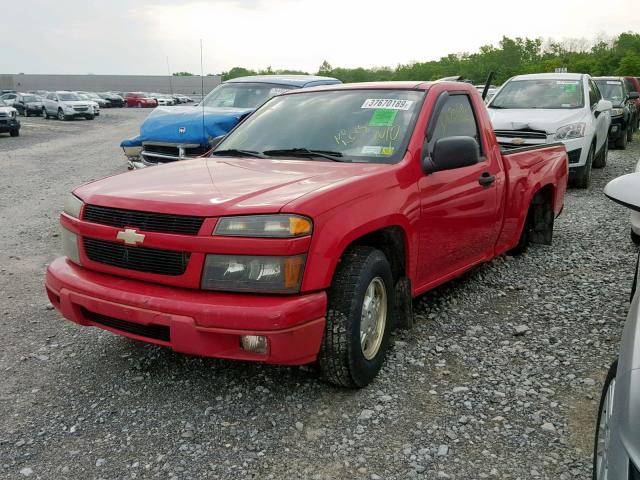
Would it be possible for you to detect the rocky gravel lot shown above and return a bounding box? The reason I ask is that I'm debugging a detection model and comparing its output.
[1,109,639,479]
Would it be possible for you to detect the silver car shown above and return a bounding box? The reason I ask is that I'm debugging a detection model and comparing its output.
[595,172,640,479]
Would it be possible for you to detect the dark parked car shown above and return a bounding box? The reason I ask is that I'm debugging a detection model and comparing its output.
[595,77,639,150]
[14,94,43,117]
[98,93,124,108]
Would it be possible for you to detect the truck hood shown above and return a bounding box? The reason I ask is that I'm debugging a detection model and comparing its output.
[75,157,388,217]
[488,108,587,134]
[138,106,255,145]
[0,106,16,114]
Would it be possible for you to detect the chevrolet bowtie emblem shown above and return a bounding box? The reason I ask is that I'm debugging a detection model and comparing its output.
[511,137,525,145]
[116,228,145,246]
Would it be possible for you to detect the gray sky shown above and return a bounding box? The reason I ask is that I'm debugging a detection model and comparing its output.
[4,0,640,75]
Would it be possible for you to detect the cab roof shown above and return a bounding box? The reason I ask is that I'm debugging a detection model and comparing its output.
[284,81,436,96]
[225,75,341,87]
[593,76,624,82]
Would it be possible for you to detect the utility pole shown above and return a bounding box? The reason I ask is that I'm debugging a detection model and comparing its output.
[166,56,174,95]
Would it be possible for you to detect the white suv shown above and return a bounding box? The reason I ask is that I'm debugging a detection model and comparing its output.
[42,91,95,121]
[488,73,612,188]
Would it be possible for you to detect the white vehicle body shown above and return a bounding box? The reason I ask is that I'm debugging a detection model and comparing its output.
[632,160,640,243]
[76,94,100,116]
[596,173,640,479]
[488,73,612,187]
[42,91,94,120]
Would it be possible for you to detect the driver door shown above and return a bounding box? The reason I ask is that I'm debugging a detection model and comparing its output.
[415,92,502,290]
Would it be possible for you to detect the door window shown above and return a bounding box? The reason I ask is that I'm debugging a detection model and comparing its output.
[428,94,482,157]
[588,80,600,108]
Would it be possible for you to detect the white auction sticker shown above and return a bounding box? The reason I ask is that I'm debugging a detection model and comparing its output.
[361,146,382,155]
[606,81,621,85]
[361,99,414,110]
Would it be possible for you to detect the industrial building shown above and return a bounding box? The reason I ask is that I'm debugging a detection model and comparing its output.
[0,74,221,97]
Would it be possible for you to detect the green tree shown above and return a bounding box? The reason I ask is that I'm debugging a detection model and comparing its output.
[173,71,194,76]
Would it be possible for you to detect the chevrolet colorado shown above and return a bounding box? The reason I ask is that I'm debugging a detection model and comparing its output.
[46,81,568,387]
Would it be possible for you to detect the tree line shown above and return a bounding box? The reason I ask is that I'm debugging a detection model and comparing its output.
[217,32,640,85]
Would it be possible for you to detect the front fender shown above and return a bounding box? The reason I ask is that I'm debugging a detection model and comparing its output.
[120,135,142,148]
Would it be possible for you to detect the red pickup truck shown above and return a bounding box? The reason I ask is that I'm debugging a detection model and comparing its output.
[46,81,568,387]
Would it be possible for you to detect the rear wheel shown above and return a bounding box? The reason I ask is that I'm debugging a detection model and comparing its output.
[593,360,617,480]
[136,102,142,108]
[318,246,395,388]
[593,140,608,169]
[574,145,594,189]
[25,110,30,117]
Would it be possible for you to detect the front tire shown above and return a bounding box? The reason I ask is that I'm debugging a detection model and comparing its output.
[573,145,594,189]
[615,130,628,150]
[632,229,640,246]
[593,140,608,169]
[593,360,617,480]
[85,114,94,120]
[9,129,19,137]
[318,246,395,388]
[57,109,67,121]
[628,123,634,142]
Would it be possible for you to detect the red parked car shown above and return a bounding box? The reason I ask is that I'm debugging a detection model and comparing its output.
[624,76,640,132]
[124,92,158,108]
[46,81,568,387]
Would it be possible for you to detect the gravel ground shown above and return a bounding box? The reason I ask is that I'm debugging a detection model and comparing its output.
[1,110,639,480]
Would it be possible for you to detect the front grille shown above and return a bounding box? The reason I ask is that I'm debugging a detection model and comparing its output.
[142,143,210,164]
[494,129,548,139]
[81,307,170,342]
[83,237,189,276]
[74,107,88,112]
[83,205,204,235]
[0,112,7,118]
[567,148,582,164]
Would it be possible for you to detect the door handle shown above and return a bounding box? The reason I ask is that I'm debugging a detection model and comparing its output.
[478,172,495,187]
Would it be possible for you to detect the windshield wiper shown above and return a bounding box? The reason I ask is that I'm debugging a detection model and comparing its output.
[211,149,266,159]
[262,148,345,162]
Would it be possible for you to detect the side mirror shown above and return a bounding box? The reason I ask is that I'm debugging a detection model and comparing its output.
[628,92,640,100]
[604,173,640,212]
[422,136,480,174]
[596,99,613,113]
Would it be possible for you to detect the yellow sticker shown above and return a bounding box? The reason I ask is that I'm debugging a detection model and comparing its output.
[381,147,395,156]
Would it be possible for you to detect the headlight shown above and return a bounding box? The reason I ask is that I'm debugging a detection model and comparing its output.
[61,227,82,265]
[122,145,142,159]
[555,123,586,140]
[611,108,625,117]
[64,104,75,110]
[201,254,306,293]
[63,194,84,218]
[214,215,312,238]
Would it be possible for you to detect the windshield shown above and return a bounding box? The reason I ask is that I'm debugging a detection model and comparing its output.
[217,89,425,164]
[58,93,81,101]
[22,95,37,102]
[490,79,584,109]
[595,80,624,102]
[201,83,293,109]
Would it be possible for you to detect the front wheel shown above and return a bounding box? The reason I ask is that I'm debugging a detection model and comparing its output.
[9,129,19,137]
[57,109,67,121]
[628,123,634,142]
[615,130,628,150]
[593,140,608,169]
[318,246,395,388]
[573,145,594,189]
[593,360,617,480]
[632,229,640,246]
[85,114,94,120]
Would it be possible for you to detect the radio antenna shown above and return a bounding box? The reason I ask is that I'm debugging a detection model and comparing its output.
[200,39,205,141]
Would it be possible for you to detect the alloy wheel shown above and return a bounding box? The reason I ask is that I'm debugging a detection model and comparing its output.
[595,377,615,480]
[360,277,387,360]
